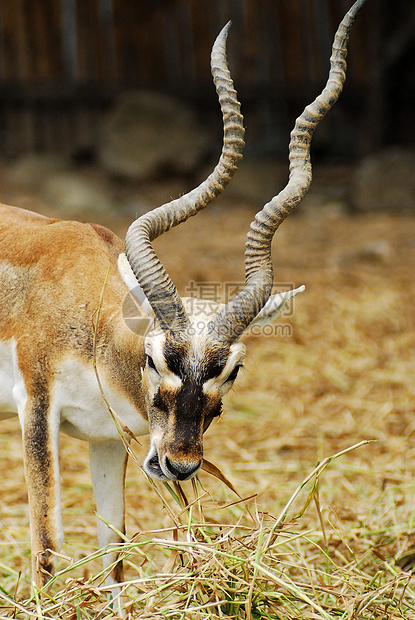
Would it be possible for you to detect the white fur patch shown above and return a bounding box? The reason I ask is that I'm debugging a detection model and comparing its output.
[0,338,28,423]
[117,253,154,323]
[0,340,149,442]
[53,356,149,442]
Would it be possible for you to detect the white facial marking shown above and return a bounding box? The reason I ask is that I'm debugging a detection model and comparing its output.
[144,331,183,390]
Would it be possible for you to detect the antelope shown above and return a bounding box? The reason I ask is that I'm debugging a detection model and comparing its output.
[0,0,366,602]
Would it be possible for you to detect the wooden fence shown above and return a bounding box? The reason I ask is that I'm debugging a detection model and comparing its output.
[0,0,413,159]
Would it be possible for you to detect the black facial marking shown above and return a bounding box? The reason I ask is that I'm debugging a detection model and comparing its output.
[164,336,231,384]
[227,365,242,382]
[175,377,207,421]
[209,399,222,419]
[147,355,158,373]
[153,386,169,412]
[204,358,227,381]
[164,340,189,380]
[155,337,233,437]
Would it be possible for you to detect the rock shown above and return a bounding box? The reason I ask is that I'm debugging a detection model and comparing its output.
[336,240,393,266]
[357,240,392,263]
[352,149,415,211]
[226,155,288,204]
[40,172,115,219]
[300,196,349,221]
[5,153,70,191]
[99,90,210,180]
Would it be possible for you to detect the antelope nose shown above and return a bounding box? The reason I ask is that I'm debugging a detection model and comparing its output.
[164,456,202,481]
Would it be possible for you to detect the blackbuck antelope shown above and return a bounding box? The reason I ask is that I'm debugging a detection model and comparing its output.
[0,0,366,598]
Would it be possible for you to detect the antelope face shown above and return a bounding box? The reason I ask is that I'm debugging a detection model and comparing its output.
[119,255,304,481]
[119,0,365,480]
[141,327,246,481]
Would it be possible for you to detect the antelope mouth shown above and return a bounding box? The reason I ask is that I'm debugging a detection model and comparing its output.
[144,447,166,480]
[143,443,202,481]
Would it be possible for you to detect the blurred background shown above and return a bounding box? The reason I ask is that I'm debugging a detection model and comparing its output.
[0,0,413,220]
[1,3,415,596]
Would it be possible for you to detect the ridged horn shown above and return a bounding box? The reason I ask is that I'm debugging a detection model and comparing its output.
[209,0,367,342]
[124,22,245,332]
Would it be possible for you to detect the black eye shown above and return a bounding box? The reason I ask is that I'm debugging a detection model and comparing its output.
[147,355,158,373]
[227,365,242,382]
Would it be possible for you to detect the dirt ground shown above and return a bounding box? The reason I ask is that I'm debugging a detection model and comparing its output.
[0,169,414,597]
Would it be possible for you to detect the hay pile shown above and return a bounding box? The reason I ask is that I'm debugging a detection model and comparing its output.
[0,201,414,618]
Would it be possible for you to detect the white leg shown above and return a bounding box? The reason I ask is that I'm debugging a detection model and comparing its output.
[89,441,128,593]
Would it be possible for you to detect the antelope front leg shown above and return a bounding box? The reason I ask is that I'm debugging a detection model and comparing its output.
[22,397,62,588]
[89,441,128,586]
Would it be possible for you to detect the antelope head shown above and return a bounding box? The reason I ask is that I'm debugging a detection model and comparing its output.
[119,1,366,481]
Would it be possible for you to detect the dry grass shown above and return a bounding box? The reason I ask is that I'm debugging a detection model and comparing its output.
[0,191,415,618]
[1,442,415,619]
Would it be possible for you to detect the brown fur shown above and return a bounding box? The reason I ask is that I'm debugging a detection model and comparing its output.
[0,204,145,410]
[0,202,239,589]
[0,204,147,588]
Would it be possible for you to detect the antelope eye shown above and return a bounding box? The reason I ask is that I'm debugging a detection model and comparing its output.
[227,365,242,382]
[146,355,158,373]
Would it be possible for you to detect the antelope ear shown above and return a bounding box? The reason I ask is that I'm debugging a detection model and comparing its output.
[249,285,305,327]
[118,253,155,321]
